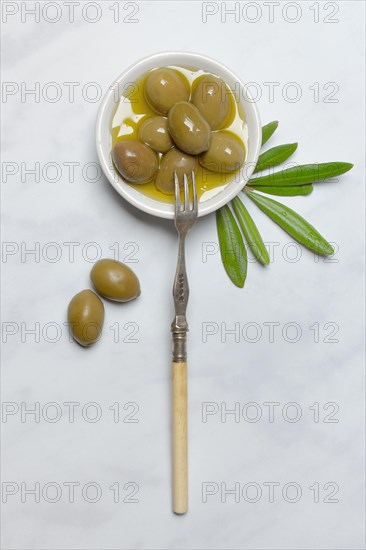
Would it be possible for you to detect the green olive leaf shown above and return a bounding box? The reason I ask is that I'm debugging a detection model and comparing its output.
[254,143,298,173]
[247,190,334,255]
[261,121,279,146]
[232,197,270,266]
[249,162,353,187]
[216,205,247,287]
[247,185,313,197]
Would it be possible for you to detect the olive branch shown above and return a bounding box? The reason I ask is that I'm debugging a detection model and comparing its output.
[216,121,353,287]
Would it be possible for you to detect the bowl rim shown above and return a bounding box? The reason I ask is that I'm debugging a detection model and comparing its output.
[95,51,261,219]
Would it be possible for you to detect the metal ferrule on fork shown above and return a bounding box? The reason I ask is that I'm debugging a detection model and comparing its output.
[171,327,188,363]
[171,309,189,362]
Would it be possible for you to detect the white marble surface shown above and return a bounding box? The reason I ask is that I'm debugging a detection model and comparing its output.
[1,1,365,549]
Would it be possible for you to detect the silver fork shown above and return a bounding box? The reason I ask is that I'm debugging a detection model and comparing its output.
[171,171,198,515]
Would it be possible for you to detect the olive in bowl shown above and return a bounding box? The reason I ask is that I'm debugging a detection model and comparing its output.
[145,68,190,115]
[200,131,245,172]
[156,148,198,195]
[138,116,173,154]
[168,101,211,155]
[192,74,231,130]
[112,140,159,183]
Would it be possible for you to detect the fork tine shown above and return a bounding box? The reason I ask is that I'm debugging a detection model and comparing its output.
[191,171,198,214]
[174,171,180,215]
[183,173,189,211]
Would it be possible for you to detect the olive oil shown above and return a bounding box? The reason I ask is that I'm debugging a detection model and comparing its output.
[111,66,248,204]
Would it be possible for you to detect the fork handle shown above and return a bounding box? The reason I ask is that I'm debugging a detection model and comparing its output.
[172,361,188,514]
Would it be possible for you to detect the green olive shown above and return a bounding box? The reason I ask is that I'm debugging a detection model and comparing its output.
[145,68,190,115]
[112,140,158,183]
[155,148,198,195]
[91,259,141,302]
[168,101,211,155]
[192,75,231,130]
[199,131,245,172]
[138,116,173,154]
[67,290,104,347]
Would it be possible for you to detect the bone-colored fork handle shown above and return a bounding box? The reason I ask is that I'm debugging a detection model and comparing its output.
[172,361,188,514]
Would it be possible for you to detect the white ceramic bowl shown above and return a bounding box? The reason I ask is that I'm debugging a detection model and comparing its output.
[96,51,261,219]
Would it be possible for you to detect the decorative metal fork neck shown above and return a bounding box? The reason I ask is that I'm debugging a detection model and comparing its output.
[171,233,189,362]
